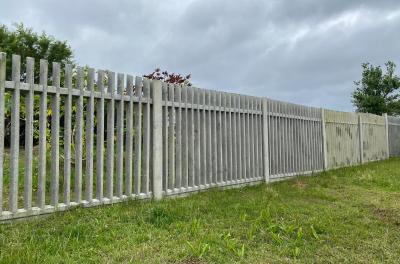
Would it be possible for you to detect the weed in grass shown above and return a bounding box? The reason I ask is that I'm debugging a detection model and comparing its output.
[146,207,175,228]
[186,241,211,259]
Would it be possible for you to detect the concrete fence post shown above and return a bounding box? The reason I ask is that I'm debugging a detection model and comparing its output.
[358,114,364,164]
[152,80,163,200]
[383,113,390,158]
[0,52,5,214]
[262,98,270,183]
[321,108,328,170]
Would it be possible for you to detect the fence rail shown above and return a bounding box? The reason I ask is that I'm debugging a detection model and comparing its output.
[0,52,399,221]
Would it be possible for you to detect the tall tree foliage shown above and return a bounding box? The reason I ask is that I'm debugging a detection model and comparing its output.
[0,23,73,81]
[0,23,74,146]
[352,61,400,116]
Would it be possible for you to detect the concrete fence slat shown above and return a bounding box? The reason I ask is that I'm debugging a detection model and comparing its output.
[181,85,188,189]
[175,84,182,189]
[74,67,85,203]
[134,77,143,195]
[161,82,168,191]
[63,63,73,205]
[125,75,134,196]
[24,57,34,210]
[37,59,47,209]
[116,73,125,198]
[95,70,105,201]
[0,53,6,214]
[167,83,175,190]
[106,71,115,200]
[50,62,60,208]
[142,78,151,194]
[85,68,97,203]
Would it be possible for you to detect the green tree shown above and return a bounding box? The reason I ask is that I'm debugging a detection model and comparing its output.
[352,61,400,116]
[0,23,73,81]
[0,23,74,146]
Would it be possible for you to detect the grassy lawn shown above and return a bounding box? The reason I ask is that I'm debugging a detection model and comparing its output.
[0,158,400,263]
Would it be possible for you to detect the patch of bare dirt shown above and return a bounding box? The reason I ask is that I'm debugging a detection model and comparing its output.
[373,208,400,226]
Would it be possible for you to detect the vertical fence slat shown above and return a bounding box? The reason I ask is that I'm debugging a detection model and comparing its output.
[142,78,151,194]
[116,73,125,198]
[151,80,163,199]
[384,113,389,159]
[358,114,364,164]
[95,70,105,201]
[245,97,249,179]
[232,95,237,182]
[226,93,232,182]
[241,96,247,180]
[24,57,34,210]
[85,68,95,203]
[250,98,255,179]
[309,108,314,171]
[63,64,72,205]
[37,60,48,209]
[125,75,134,196]
[188,87,195,187]
[254,99,259,178]
[222,93,228,182]
[106,71,115,200]
[10,55,21,213]
[270,102,274,175]
[133,77,143,195]
[237,95,242,181]
[50,62,60,208]
[211,91,217,184]
[175,84,182,189]
[74,67,84,204]
[162,82,169,191]
[217,92,223,183]
[258,98,263,178]
[0,53,5,214]
[206,90,212,185]
[289,105,295,174]
[181,86,188,189]
[194,88,200,187]
[167,84,175,190]
[246,97,251,180]
[200,89,206,186]
[301,107,307,172]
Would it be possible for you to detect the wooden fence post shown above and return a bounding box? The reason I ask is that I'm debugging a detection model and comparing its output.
[321,108,328,170]
[262,98,270,183]
[152,80,163,200]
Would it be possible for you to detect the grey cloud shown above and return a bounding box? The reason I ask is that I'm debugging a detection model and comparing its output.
[1,0,399,111]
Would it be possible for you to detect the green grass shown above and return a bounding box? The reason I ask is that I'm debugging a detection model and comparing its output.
[1,158,400,263]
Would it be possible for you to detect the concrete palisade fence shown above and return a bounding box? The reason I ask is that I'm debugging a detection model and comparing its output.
[0,53,399,221]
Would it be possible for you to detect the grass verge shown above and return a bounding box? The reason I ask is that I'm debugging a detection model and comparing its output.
[0,158,399,263]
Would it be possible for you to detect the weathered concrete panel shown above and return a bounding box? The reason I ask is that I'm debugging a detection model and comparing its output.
[388,116,400,157]
[324,110,360,169]
[360,113,387,162]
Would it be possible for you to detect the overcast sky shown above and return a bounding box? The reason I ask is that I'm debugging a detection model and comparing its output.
[1,0,399,111]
